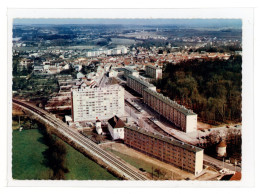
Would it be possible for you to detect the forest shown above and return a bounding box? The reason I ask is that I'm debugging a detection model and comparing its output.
[154,55,242,124]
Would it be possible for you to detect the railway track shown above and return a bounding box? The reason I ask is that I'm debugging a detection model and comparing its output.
[13,99,148,181]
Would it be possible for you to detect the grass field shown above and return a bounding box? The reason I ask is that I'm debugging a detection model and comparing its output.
[105,147,182,180]
[12,129,52,179]
[64,143,117,180]
[12,126,118,180]
[106,148,155,174]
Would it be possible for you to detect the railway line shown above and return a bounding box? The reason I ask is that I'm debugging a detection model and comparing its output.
[13,99,148,180]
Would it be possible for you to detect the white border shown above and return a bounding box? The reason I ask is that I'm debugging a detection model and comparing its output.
[7,8,254,187]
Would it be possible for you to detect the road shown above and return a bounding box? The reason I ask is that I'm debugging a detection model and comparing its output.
[13,99,148,181]
[123,87,242,173]
[204,154,241,172]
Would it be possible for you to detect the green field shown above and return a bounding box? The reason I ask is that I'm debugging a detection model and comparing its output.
[12,127,118,180]
[64,143,117,180]
[106,148,154,174]
[12,129,52,179]
[106,148,182,180]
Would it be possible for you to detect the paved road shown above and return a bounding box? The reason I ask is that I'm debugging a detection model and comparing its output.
[123,89,242,173]
[204,154,241,172]
[13,99,148,181]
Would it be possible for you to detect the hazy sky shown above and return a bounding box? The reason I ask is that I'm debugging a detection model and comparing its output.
[13,19,242,28]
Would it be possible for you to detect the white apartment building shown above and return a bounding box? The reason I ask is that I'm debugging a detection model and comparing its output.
[123,67,139,78]
[145,65,162,80]
[71,85,125,122]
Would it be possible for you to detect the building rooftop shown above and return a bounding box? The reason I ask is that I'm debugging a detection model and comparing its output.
[230,172,241,181]
[127,74,156,89]
[144,88,196,116]
[108,115,125,129]
[125,126,203,153]
[146,64,161,70]
[124,67,138,73]
[217,140,227,148]
[72,84,122,92]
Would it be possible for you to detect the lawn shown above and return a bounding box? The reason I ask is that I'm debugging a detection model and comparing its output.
[64,143,118,180]
[12,129,52,179]
[12,126,118,180]
[105,147,182,180]
[106,148,154,174]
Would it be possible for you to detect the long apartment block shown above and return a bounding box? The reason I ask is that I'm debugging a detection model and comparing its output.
[145,65,162,79]
[123,67,139,78]
[71,85,124,122]
[143,88,197,133]
[124,126,204,175]
[126,74,156,96]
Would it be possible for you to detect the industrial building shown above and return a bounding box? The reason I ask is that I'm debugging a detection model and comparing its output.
[145,65,162,79]
[124,126,204,175]
[71,85,124,122]
[143,88,197,133]
[126,74,156,96]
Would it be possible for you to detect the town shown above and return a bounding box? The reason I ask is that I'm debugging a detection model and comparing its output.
[12,20,242,181]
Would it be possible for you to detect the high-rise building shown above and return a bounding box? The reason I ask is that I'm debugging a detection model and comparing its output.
[71,85,124,122]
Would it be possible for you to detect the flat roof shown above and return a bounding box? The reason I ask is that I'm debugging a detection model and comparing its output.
[124,67,138,72]
[125,126,203,153]
[146,64,161,70]
[144,88,196,116]
[127,74,156,88]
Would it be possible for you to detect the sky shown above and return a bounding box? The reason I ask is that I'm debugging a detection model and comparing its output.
[13,19,242,28]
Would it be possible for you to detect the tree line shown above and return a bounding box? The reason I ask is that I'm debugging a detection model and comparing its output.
[40,125,69,180]
[154,56,242,124]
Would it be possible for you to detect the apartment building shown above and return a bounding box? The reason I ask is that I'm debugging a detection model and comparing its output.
[124,126,203,175]
[143,88,197,133]
[145,65,162,79]
[123,67,139,78]
[71,85,124,122]
[126,74,156,96]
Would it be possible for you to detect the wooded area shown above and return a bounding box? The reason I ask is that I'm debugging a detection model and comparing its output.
[154,56,242,124]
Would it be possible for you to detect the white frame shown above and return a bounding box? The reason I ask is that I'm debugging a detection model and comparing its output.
[7,8,254,187]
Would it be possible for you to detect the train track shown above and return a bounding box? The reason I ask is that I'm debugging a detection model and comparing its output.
[13,99,148,181]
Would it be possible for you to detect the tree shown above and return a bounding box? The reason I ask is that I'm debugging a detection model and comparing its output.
[157,57,242,123]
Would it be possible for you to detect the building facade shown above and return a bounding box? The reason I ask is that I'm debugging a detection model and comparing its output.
[123,67,139,78]
[216,141,227,157]
[145,65,162,80]
[95,119,102,135]
[126,74,156,97]
[71,85,124,122]
[124,126,204,175]
[108,115,125,140]
[143,88,197,133]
